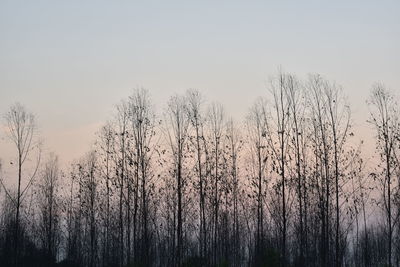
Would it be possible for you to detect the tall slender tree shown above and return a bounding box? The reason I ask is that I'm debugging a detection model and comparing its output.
[3,103,41,267]
[186,89,207,261]
[368,83,400,267]
[165,94,191,266]
[247,98,269,263]
[128,88,156,265]
[265,72,292,266]
[36,153,60,264]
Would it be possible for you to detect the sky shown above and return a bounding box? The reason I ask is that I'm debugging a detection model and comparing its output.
[0,0,399,167]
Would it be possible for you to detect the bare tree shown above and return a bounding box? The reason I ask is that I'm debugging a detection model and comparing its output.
[306,74,357,267]
[186,89,207,260]
[246,97,269,263]
[206,102,225,265]
[265,72,292,266]
[226,118,243,267]
[96,122,114,267]
[83,151,98,267]
[115,101,130,267]
[325,82,351,267]
[2,103,41,267]
[286,75,309,266]
[36,153,61,263]
[164,94,191,266]
[308,75,333,266]
[128,88,157,266]
[368,83,400,266]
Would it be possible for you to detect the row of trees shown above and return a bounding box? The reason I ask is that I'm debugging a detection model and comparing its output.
[0,72,399,266]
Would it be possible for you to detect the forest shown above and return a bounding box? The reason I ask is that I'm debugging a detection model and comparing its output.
[0,71,399,267]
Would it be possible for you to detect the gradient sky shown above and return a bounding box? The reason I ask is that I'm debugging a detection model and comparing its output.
[1,1,399,166]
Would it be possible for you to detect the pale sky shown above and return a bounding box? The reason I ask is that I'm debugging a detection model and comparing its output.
[1,1,399,166]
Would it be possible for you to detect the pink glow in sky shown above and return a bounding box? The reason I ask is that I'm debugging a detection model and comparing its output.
[1,1,399,166]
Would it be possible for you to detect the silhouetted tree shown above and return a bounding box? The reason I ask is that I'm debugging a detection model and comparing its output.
[164,94,191,266]
[368,83,400,266]
[2,103,41,267]
[1,72,399,267]
[35,153,61,265]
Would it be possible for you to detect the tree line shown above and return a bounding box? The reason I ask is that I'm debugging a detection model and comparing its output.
[0,71,399,267]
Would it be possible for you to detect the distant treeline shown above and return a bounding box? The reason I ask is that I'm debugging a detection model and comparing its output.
[0,71,399,267]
